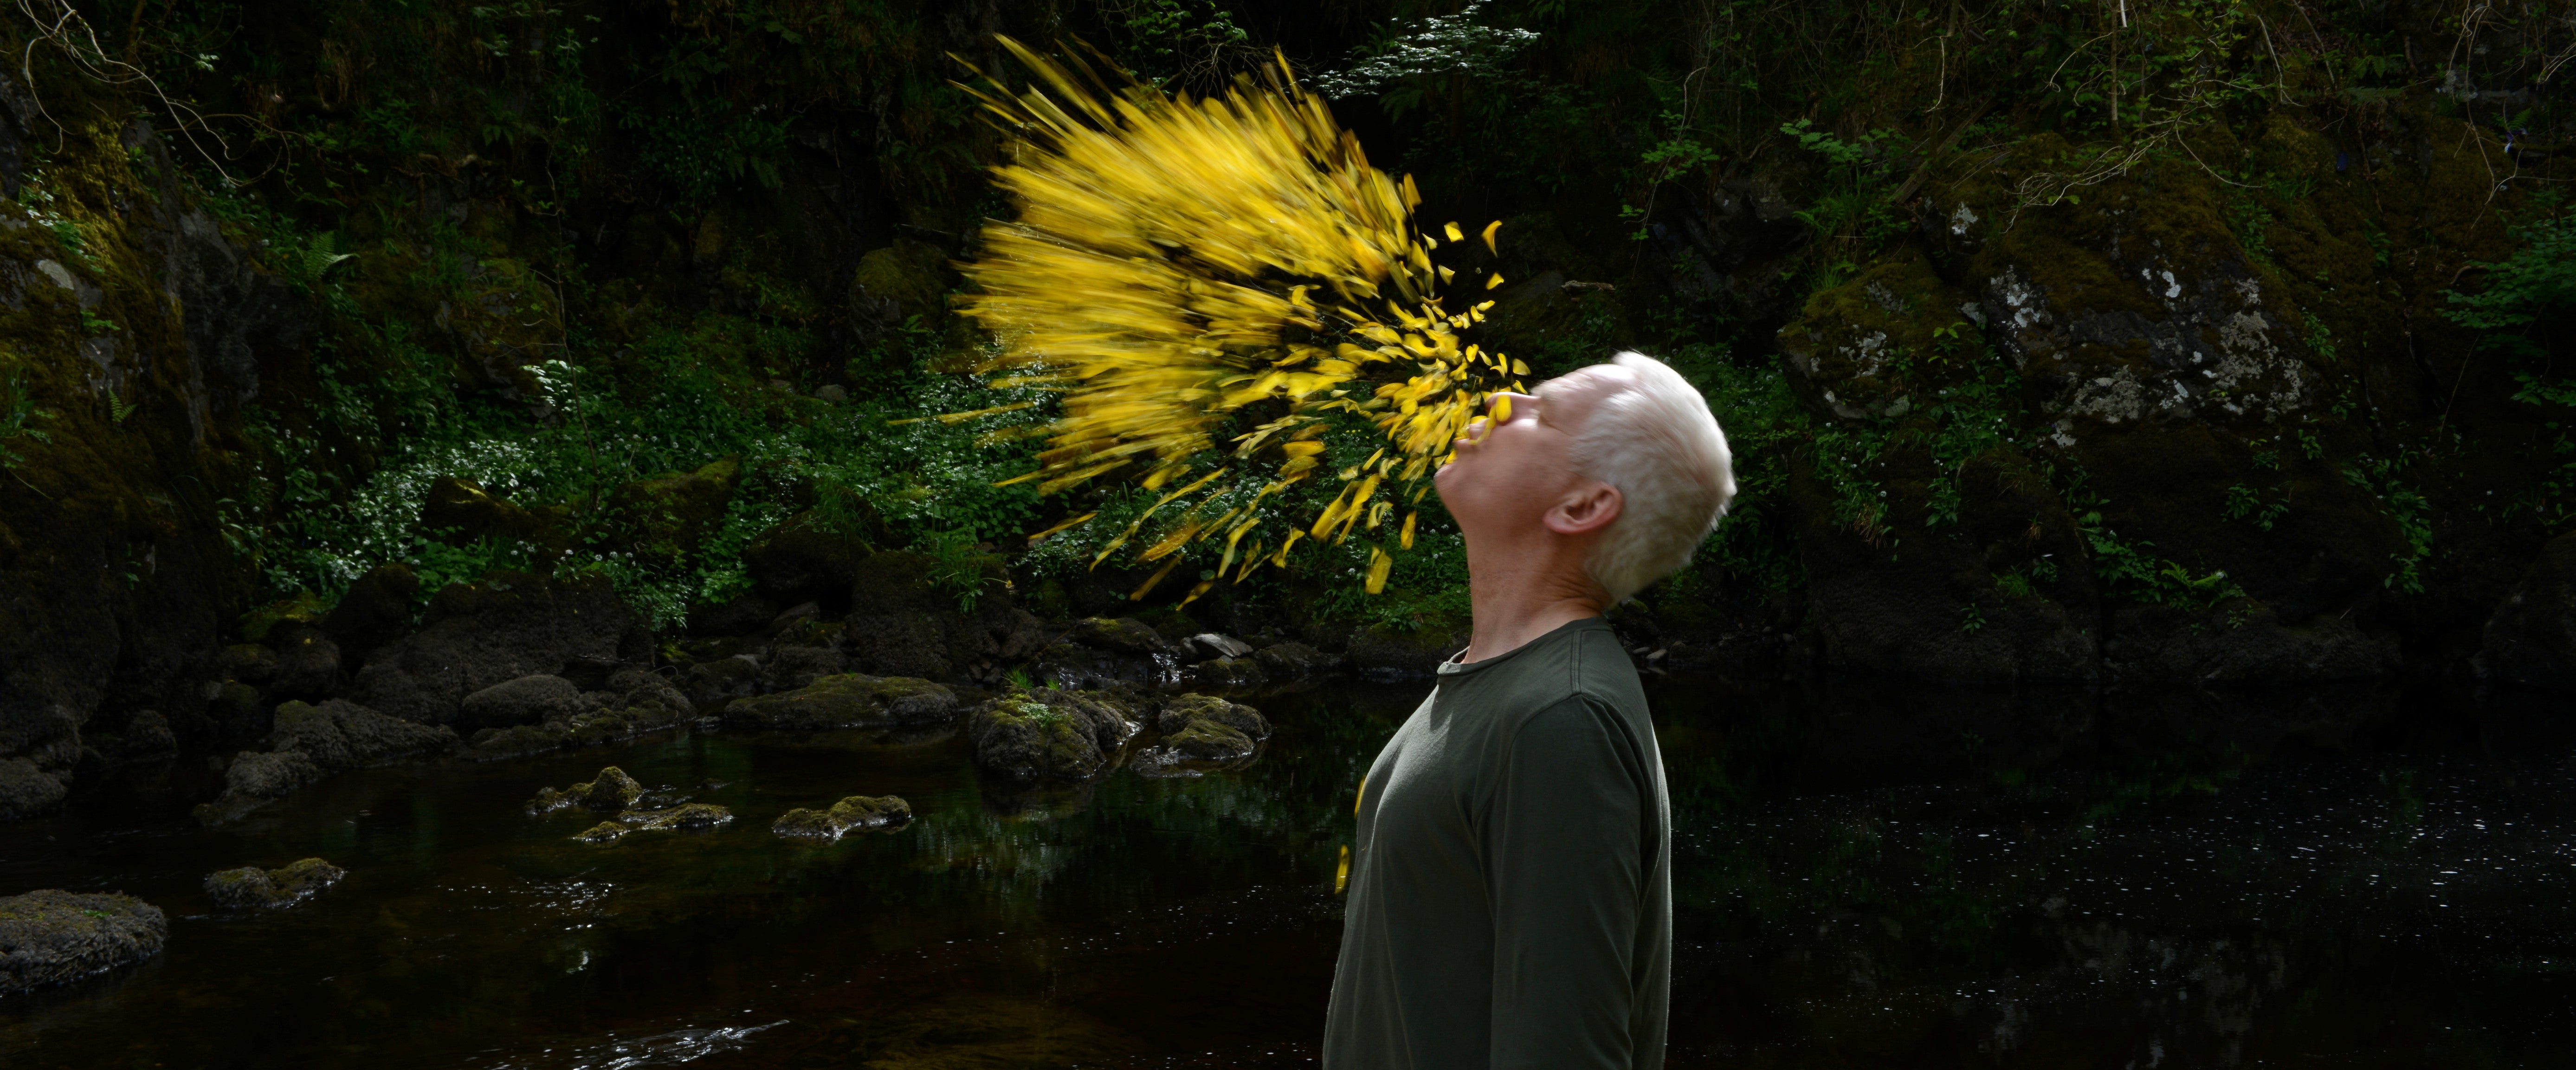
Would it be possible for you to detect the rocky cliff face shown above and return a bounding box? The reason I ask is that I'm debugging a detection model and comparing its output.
[0,104,322,816]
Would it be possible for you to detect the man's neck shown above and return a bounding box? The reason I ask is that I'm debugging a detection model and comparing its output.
[1460,546,1605,663]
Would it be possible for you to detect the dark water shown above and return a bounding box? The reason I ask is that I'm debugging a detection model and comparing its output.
[2,677,2571,1068]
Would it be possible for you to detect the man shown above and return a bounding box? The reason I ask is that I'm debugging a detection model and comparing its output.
[1322,352,1736,1070]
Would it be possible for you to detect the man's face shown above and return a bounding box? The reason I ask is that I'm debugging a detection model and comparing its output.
[1433,365,1632,535]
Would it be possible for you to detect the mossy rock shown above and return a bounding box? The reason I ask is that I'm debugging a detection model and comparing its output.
[444,256,565,394]
[528,766,644,814]
[1135,693,1271,776]
[203,857,345,909]
[963,688,1142,782]
[721,673,958,730]
[850,238,949,328]
[573,803,733,844]
[420,476,568,551]
[605,456,742,566]
[1776,247,1978,420]
[772,794,911,841]
[0,889,167,994]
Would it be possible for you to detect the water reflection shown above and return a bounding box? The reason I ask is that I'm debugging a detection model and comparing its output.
[0,677,2567,1066]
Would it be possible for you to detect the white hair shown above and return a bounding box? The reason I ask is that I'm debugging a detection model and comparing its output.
[1561,351,1736,603]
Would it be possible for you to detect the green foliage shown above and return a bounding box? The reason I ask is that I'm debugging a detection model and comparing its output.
[2222,483,2288,531]
[2342,457,2434,595]
[2443,217,2576,343]
[0,367,54,471]
[918,529,1004,614]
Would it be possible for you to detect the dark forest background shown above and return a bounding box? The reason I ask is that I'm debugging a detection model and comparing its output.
[0,0,2570,767]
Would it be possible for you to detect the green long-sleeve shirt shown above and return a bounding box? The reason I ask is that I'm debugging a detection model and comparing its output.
[1323,616,1671,1070]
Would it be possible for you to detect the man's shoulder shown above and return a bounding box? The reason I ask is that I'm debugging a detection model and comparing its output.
[1491,623,1647,731]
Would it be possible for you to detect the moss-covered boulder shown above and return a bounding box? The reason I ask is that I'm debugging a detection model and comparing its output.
[528,766,644,814]
[203,857,344,909]
[965,688,1141,781]
[572,803,732,844]
[721,673,957,730]
[465,669,694,761]
[0,889,167,993]
[605,456,742,569]
[772,794,912,841]
[1135,694,1272,775]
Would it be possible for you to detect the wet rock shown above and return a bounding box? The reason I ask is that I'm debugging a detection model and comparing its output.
[722,674,958,731]
[268,699,460,770]
[193,701,457,825]
[760,645,850,692]
[203,857,345,909]
[464,670,693,761]
[459,674,588,729]
[350,571,637,724]
[1153,693,1271,739]
[965,688,1140,781]
[772,794,912,841]
[220,750,324,798]
[683,655,761,713]
[572,803,733,844]
[268,626,341,699]
[0,890,167,994]
[1191,657,1265,687]
[1072,616,1166,655]
[528,766,644,814]
[0,757,67,821]
[2476,533,2576,693]
[1029,619,1185,689]
[189,750,324,825]
[1135,694,1271,775]
[1253,641,1339,677]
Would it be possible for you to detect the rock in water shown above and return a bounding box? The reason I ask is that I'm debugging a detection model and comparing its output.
[464,669,694,762]
[772,795,912,841]
[0,890,168,994]
[203,858,346,909]
[194,700,461,826]
[528,766,645,814]
[572,803,733,844]
[722,674,959,731]
[965,688,1141,781]
[1135,694,1272,776]
[267,699,460,770]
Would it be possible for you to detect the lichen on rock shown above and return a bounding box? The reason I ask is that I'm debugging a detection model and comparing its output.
[203,857,345,909]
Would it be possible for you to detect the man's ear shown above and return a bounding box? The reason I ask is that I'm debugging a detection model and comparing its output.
[1543,482,1622,536]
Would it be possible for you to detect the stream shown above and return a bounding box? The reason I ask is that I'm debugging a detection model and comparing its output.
[2,676,2571,1067]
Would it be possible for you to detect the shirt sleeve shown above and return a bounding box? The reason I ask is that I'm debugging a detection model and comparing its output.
[1483,695,1649,1070]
